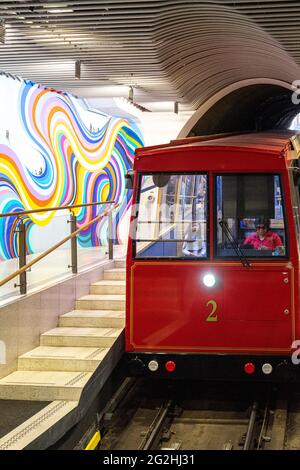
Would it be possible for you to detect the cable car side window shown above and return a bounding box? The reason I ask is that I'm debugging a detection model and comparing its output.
[215,174,287,259]
[134,173,208,259]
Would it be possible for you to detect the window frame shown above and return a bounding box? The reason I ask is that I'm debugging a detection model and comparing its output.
[213,172,289,261]
[133,171,210,260]
[288,166,300,253]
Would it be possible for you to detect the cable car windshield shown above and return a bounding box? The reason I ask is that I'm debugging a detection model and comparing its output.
[134,173,208,258]
[215,174,287,258]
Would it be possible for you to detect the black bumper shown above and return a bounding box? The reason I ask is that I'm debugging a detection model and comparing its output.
[124,352,300,382]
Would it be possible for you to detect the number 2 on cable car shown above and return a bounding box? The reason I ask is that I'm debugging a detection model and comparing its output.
[206,300,218,322]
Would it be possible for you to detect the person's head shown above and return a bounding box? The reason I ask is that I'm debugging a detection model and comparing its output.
[191,221,200,232]
[254,217,270,234]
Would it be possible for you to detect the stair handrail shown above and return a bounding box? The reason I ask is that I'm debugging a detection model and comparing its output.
[0,200,115,219]
[0,203,120,289]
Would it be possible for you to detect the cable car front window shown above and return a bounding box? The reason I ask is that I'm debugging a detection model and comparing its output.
[215,174,287,258]
[134,173,208,259]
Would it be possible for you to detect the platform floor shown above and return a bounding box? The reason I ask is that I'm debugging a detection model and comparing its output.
[0,400,50,439]
[0,245,126,305]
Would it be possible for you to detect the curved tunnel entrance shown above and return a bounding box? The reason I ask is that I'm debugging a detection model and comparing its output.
[189,84,300,137]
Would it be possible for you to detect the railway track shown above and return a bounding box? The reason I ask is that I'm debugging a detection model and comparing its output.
[80,378,300,450]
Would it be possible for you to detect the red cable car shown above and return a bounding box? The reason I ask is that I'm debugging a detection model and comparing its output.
[125,132,300,381]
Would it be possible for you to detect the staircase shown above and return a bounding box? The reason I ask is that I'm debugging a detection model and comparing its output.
[0,260,126,401]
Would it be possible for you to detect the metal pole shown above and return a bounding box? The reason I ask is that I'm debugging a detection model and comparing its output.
[170,211,174,239]
[115,208,120,246]
[108,209,113,260]
[15,219,27,295]
[69,213,78,274]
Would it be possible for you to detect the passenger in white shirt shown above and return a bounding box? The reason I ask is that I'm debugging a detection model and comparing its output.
[182,222,206,257]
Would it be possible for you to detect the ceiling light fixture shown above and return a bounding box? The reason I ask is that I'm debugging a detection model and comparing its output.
[48,9,74,13]
[128,86,134,102]
[75,60,81,79]
[0,20,5,44]
[47,3,69,7]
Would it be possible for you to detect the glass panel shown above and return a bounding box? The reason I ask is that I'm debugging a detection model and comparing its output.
[77,203,127,271]
[216,174,287,258]
[0,210,71,303]
[135,173,208,258]
[77,203,109,272]
[0,203,125,304]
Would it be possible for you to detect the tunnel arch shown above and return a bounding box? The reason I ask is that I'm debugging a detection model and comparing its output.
[178,79,300,138]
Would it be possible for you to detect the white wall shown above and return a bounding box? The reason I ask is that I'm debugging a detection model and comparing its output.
[137,111,193,146]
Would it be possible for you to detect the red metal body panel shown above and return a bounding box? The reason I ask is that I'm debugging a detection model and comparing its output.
[135,148,286,173]
[126,132,300,359]
[128,262,294,354]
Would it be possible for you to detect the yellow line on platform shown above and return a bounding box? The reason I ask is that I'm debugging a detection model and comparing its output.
[84,431,101,450]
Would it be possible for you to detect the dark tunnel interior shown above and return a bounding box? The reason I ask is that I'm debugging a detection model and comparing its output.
[189,84,300,136]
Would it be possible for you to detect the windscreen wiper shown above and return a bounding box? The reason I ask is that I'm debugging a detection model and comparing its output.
[219,220,251,268]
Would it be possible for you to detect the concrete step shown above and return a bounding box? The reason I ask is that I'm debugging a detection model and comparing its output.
[114,259,126,269]
[40,327,123,348]
[76,294,125,311]
[90,280,126,295]
[103,268,126,281]
[0,400,78,450]
[59,310,125,328]
[18,346,110,372]
[0,370,92,401]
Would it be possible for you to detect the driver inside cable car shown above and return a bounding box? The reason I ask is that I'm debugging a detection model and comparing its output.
[243,217,283,252]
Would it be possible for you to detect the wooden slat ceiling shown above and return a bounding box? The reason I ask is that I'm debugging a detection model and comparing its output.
[0,1,300,109]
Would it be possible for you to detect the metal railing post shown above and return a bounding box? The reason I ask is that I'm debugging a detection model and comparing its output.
[108,209,114,260]
[15,219,27,295]
[170,211,175,239]
[115,209,120,245]
[68,213,78,273]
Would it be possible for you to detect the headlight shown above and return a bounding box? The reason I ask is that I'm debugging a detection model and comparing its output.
[203,274,216,287]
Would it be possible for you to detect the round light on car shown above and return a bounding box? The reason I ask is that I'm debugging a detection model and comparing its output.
[262,363,273,375]
[165,360,176,372]
[244,362,255,375]
[148,360,159,372]
[203,274,216,287]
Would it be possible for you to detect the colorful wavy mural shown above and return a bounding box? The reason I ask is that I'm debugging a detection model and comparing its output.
[0,79,143,260]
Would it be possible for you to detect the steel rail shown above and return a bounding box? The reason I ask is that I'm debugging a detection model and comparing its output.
[243,401,258,450]
[140,400,173,451]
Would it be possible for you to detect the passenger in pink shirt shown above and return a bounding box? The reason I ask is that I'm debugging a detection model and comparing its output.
[244,218,283,251]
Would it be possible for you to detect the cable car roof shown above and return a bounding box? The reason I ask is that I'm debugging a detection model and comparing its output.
[136,131,300,160]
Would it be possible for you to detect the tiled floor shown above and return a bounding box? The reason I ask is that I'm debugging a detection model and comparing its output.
[0,245,127,305]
